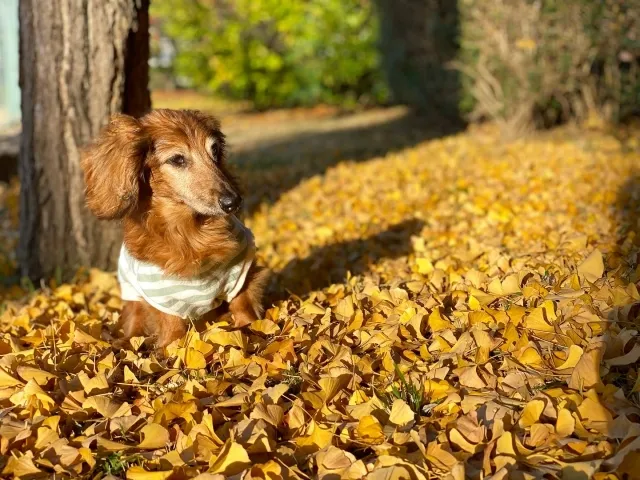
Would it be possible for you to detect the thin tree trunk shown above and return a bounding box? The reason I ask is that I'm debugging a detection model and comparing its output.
[18,0,150,280]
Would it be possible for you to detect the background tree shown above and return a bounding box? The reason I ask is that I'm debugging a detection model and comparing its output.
[18,0,150,280]
[375,0,461,124]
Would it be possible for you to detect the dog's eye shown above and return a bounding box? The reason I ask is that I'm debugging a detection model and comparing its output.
[168,155,186,167]
[211,143,219,160]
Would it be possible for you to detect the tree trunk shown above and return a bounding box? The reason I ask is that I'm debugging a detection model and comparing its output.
[18,0,150,280]
[375,0,462,125]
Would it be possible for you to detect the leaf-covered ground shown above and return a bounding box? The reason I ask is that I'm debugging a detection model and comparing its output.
[1,112,640,479]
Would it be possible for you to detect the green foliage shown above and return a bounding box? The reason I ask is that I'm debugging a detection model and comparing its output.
[99,453,143,476]
[381,363,425,415]
[151,0,388,109]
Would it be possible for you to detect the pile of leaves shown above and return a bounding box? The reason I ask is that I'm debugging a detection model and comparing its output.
[1,123,640,479]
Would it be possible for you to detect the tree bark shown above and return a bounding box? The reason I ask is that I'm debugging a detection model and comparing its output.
[18,0,150,280]
[375,0,462,125]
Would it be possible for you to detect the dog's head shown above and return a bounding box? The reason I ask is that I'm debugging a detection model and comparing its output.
[81,109,241,219]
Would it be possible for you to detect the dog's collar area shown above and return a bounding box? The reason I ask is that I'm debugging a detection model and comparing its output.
[117,218,255,319]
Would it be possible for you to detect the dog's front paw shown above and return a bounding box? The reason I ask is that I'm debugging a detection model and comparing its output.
[231,313,253,329]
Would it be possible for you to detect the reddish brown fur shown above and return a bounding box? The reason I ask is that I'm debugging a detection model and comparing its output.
[82,109,268,351]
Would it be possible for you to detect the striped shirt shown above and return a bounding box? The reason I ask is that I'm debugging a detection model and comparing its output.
[117,216,255,319]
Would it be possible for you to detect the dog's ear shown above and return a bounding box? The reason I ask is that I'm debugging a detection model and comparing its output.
[81,114,147,220]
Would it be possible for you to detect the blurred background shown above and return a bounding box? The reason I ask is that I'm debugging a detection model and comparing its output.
[1,1,638,135]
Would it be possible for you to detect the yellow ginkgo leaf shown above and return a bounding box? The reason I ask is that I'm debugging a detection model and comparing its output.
[449,428,481,453]
[295,421,334,453]
[126,466,173,480]
[389,399,415,426]
[577,249,604,282]
[517,346,544,366]
[0,367,23,387]
[428,309,452,332]
[138,423,170,450]
[556,345,584,370]
[577,390,613,435]
[184,348,206,369]
[208,441,251,475]
[496,432,516,456]
[356,415,385,445]
[251,403,284,427]
[519,399,545,428]
[2,452,42,478]
[16,366,56,385]
[556,408,575,437]
[569,340,605,390]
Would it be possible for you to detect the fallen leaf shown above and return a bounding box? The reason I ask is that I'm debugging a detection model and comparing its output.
[138,423,170,450]
[389,399,415,426]
[577,249,604,282]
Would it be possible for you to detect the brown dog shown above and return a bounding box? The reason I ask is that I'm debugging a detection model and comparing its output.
[81,109,268,350]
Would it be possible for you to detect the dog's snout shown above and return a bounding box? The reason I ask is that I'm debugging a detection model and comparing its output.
[219,191,242,213]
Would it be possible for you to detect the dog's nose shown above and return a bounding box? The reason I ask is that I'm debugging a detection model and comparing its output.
[219,192,241,213]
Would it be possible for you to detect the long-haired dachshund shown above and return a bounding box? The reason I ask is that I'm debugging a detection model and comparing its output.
[81,109,268,351]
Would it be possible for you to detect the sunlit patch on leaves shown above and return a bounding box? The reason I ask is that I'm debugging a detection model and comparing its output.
[0,123,640,478]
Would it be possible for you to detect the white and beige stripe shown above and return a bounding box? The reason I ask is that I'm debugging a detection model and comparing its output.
[118,217,255,319]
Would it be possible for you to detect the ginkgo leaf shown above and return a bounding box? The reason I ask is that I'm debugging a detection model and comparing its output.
[356,416,385,445]
[449,428,481,453]
[317,445,355,470]
[569,340,605,390]
[296,421,334,453]
[16,366,56,385]
[318,375,350,404]
[519,399,545,428]
[555,345,584,370]
[251,403,284,427]
[428,309,452,332]
[577,249,604,282]
[2,452,42,477]
[458,366,487,389]
[83,397,131,419]
[517,346,544,366]
[184,348,207,369]
[556,408,575,437]
[124,366,139,384]
[79,372,110,395]
[286,402,307,430]
[0,367,23,387]
[496,432,516,456]
[249,319,280,335]
[126,466,173,480]
[208,441,251,475]
[389,399,415,426]
[524,301,557,332]
[577,390,613,434]
[138,423,170,449]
